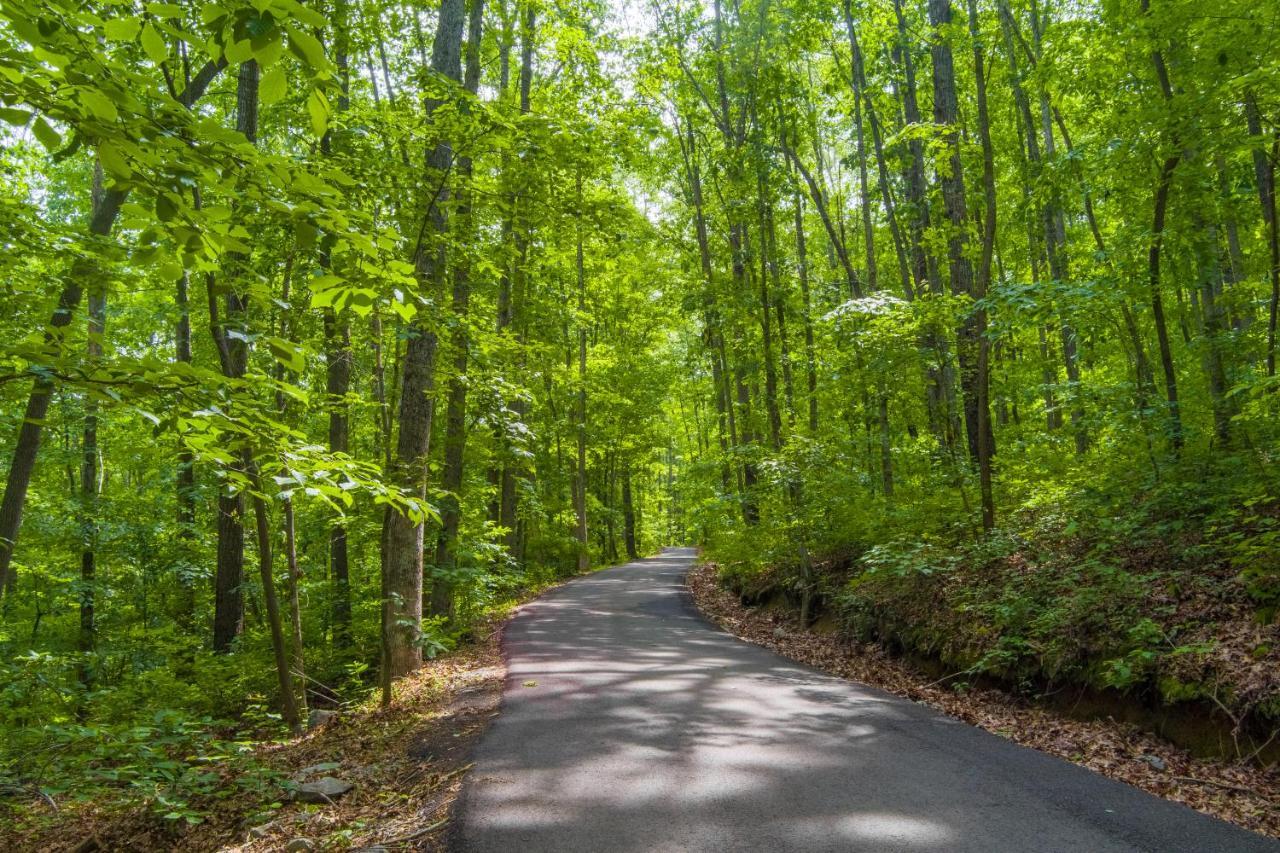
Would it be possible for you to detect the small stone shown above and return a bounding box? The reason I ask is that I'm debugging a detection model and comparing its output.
[773,627,786,638]
[247,824,271,840]
[295,777,354,803]
[1139,754,1167,772]
[294,762,340,780]
[285,840,315,853]
[307,709,337,729]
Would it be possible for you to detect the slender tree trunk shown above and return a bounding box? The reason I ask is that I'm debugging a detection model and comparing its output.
[929,0,981,462]
[1246,92,1280,376]
[1143,0,1184,450]
[846,8,912,298]
[756,183,783,451]
[248,471,300,733]
[211,60,262,652]
[322,0,353,648]
[894,0,934,296]
[1195,219,1232,446]
[969,0,996,529]
[793,192,819,435]
[491,3,535,554]
[622,465,638,559]
[282,497,306,717]
[574,171,590,573]
[78,187,106,687]
[678,113,734,493]
[841,2,876,296]
[382,0,466,684]
[431,0,485,619]
[175,270,197,626]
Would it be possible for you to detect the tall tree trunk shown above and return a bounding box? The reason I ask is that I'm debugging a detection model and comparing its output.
[282,497,306,717]
[969,0,996,530]
[679,115,735,491]
[491,2,535,554]
[273,260,306,717]
[382,0,466,683]
[248,471,300,733]
[893,0,934,296]
[1143,0,1184,450]
[793,192,819,435]
[1194,218,1232,446]
[211,60,262,653]
[841,2,876,295]
[78,170,107,688]
[846,6,912,298]
[1246,92,1280,376]
[574,172,590,573]
[1023,7,1087,454]
[175,270,197,626]
[756,180,783,451]
[431,0,485,619]
[929,0,981,462]
[323,0,353,648]
[622,465,638,559]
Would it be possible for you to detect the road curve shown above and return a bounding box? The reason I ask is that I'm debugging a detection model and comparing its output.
[453,547,1276,852]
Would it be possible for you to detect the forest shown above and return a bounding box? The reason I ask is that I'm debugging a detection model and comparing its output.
[0,0,1278,845]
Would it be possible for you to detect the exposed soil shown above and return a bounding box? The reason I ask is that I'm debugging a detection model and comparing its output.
[687,560,1280,839]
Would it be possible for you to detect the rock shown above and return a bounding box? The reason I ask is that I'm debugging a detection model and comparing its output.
[295,776,354,803]
[247,824,271,840]
[294,762,341,780]
[1140,754,1167,772]
[773,627,786,638]
[307,708,337,729]
[285,839,315,852]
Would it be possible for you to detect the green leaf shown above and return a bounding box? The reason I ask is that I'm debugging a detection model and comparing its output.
[141,23,167,64]
[287,26,326,70]
[0,107,30,126]
[259,66,287,105]
[155,193,178,222]
[265,337,305,373]
[104,16,142,41]
[225,39,253,65]
[32,116,61,150]
[306,88,329,137]
[145,2,184,17]
[81,89,120,122]
[98,143,131,179]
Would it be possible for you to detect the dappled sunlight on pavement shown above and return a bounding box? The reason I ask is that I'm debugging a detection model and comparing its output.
[454,548,1277,852]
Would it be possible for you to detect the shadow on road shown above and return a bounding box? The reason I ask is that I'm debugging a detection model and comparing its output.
[454,548,1276,853]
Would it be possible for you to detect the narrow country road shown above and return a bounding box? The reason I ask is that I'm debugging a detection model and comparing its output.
[454,548,1276,852]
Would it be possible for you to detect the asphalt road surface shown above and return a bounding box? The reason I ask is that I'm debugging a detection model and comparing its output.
[454,547,1276,852]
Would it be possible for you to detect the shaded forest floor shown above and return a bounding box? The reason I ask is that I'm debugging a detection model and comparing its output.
[6,625,504,850]
[687,561,1280,839]
[2,625,508,853]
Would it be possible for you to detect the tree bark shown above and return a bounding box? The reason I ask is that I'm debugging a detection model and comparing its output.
[929,0,981,462]
[1246,92,1280,376]
[969,0,996,529]
[382,0,466,683]
[574,172,590,573]
[431,0,485,619]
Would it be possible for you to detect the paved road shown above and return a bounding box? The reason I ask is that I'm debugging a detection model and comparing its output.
[454,547,1276,852]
